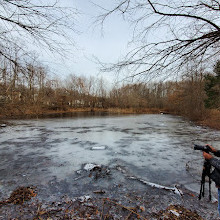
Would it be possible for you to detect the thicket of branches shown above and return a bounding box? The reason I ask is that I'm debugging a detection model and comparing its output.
[0,0,77,115]
[97,0,220,80]
[1,51,219,121]
[0,0,76,66]
[0,1,219,122]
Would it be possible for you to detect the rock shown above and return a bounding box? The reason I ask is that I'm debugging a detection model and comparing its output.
[78,195,91,202]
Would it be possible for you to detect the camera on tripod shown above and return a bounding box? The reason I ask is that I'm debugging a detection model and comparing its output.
[194,144,212,201]
[194,144,212,153]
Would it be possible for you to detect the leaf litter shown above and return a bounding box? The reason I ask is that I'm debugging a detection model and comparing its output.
[0,190,204,220]
[0,164,214,220]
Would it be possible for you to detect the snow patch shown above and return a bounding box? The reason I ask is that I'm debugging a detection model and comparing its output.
[78,195,91,202]
[83,163,101,171]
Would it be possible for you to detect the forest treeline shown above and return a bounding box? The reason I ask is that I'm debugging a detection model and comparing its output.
[0,53,220,128]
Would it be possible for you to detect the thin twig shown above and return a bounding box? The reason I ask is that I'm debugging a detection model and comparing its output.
[104,198,148,220]
[100,198,105,220]
[125,211,133,220]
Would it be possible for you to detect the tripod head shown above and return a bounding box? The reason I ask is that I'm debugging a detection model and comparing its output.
[194,144,212,153]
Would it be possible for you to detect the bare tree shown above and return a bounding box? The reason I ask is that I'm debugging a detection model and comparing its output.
[0,0,77,65]
[96,0,220,80]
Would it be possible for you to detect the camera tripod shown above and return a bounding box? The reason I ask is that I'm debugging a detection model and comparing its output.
[199,160,212,201]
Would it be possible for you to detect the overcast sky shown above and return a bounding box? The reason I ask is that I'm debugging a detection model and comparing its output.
[39,0,133,84]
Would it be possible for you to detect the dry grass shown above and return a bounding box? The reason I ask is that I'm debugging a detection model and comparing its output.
[0,107,161,119]
[1,105,219,131]
[198,109,220,130]
[105,108,160,114]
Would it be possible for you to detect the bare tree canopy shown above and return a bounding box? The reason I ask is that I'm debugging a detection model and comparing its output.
[97,0,220,80]
[0,0,77,65]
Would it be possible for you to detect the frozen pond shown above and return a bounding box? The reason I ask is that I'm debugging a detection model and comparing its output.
[0,113,220,201]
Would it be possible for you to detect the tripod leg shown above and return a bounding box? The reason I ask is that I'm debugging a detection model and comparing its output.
[199,181,204,200]
[209,177,212,201]
[199,162,207,200]
[202,181,205,197]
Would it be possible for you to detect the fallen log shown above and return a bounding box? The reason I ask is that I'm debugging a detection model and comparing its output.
[128,176,183,196]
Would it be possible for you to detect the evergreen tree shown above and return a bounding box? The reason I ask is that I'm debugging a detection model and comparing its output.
[205,61,220,109]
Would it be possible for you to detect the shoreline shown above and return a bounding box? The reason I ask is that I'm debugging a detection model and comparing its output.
[0,107,161,120]
[0,107,220,130]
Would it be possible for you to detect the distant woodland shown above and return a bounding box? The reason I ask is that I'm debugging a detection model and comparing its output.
[0,52,219,129]
[0,1,220,129]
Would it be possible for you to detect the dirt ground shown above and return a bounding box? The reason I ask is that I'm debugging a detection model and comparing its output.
[0,161,219,219]
[0,177,219,220]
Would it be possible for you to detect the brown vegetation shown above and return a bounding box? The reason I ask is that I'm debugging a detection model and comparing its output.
[0,52,219,130]
[0,187,36,206]
[0,189,204,220]
[198,109,220,130]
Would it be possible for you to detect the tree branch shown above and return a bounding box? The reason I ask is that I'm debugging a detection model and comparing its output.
[147,0,220,31]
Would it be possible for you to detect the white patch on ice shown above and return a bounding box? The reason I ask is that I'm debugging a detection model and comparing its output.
[116,166,126,174]
[83,163,100,171]
[91,146,106,150]
[76,170,81,174]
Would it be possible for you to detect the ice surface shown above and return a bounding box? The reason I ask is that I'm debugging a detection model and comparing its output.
[0,114,220,199]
